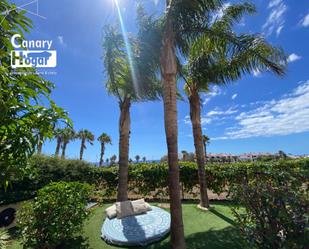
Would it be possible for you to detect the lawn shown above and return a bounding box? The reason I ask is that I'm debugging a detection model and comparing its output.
[8,202,246,249]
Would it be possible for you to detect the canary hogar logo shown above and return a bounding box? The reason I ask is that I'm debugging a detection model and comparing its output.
[10,34,57,68]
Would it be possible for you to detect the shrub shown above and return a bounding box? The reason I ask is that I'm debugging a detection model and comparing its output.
[17,181,93,249]
[0,229,9,249]
[230,163,309,249]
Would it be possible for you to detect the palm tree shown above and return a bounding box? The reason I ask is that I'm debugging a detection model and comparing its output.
[106,158,110,166]
[77,129,94,160]
[102,25,160,201]
[97,133,112,167]
[61,128,75,159]
[202,135,210,161]
[142,156,146,162]
[137,1,286,246]
[53,128,64,157]
[135,155,140,163]
[181,150,188,161]
[110,154,117,166]
[182,3,286,209]
[37,133,44,154]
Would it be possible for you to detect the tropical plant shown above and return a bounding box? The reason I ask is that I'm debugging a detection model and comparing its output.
[142,156,146,162]
[138,0,287,245]
[53,128,64,157]
[77,129,94,160]
[138,1,234,246]
[61,128,75,159]
[102,25,160,201]
[97,133,112,166]
[202,135,210,161]
[182,2,286,209]
[0,229,9,249]
[0,0,69,188]
[181,150,188,161]
[17,181,92,249]
[110,155,117,166]
[135,155,140,163]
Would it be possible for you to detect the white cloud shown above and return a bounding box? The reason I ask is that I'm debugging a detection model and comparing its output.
[268,0,282,8]
[184,114,211,125]
[201,117,212,125]
[232,94,238,100]
[253,69,262,77]
[206,107,238,117]
[215,81,309,140]
[184,115,191,125]
[287,53,302,63]
[57,36,66,47]
[300,12,309,27]
[262,0,287,37]
[202,85,223,105]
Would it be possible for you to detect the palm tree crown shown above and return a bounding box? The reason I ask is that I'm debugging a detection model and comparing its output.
[77,129,94,160]
[97,133,112,167]
[61,128,75,159]
[102,25,161,202]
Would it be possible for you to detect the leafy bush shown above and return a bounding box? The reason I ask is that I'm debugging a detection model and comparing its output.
[0,229,9,249]
[17,181,92,249]
[230,162,309,249]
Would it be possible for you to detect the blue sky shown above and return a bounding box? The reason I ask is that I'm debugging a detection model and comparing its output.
[10,0,309,161]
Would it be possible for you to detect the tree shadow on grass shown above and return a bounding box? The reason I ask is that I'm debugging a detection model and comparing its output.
[57,236,90,249]
[146,227,246,249]
[8,227,90,249]
[209,208,236,226]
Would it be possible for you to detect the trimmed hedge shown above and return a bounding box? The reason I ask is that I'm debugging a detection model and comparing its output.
[1,155,308,204]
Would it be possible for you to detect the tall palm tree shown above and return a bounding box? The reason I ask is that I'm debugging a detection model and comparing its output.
[137,1,286,247]
[102,25,160,201]
[53,128,64,157]
[181,150,188,161]
[142,156,146,162]
[77,129,94,160]
[97,133,112,166]
[110,154,117,166]
[138,2,232,247]
[61,128,75,159]
[37,133,44,154]
[202,135,210,161]
[182,3,286,209]
[135,155,140,163]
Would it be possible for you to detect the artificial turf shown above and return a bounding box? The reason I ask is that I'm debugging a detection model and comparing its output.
[8,202,246,249]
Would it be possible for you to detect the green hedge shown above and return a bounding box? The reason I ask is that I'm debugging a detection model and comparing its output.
[1,155,308,204]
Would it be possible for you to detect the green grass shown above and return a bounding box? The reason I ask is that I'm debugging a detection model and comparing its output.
[8,202,246,249]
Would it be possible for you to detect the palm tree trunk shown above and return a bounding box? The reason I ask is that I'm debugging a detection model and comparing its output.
[160,17,186,249]
[99,143,105,167]
[117,97,131,202]
[55,138,61,157]
[189,89,210,208]
[203,142,207,162]
[37,142,43,154]
[61,143,67,159]
[80,139,85,160]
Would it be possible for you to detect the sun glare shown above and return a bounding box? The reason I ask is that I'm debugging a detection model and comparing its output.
[113,0,139,97]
